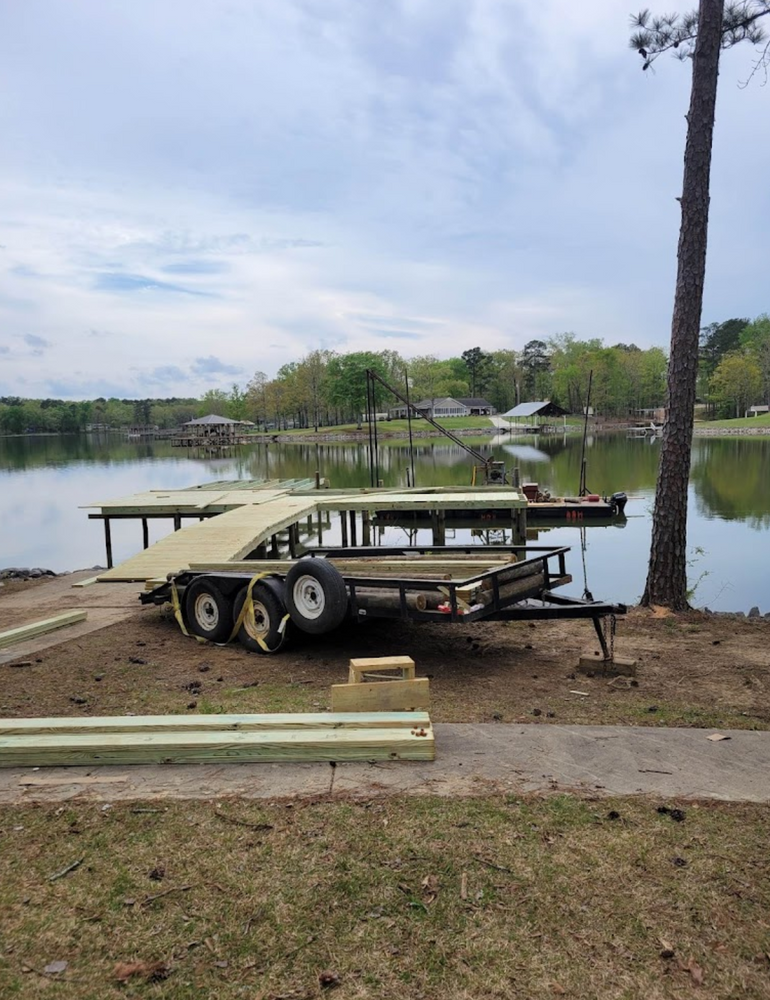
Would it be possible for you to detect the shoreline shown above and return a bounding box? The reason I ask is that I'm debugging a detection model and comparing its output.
[247,424,770,444]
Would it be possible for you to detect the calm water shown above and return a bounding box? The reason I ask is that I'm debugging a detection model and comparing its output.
[1,432,768,613]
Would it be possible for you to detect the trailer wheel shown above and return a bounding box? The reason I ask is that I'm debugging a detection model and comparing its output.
[285,559,348,634]
[184,577,233,643]
[233,583,289,654]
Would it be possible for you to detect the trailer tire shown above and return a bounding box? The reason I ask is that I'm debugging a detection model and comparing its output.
[285,559,348,634]
[233,583,289,654]
[184,577,233,643]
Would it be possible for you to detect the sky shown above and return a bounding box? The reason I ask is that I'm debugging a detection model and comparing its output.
[0,0,768,400]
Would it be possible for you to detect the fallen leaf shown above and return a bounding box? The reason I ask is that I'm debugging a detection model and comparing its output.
[550,983,567,995]
[319,969,342,989]
[706,733,731,742]
[43,961,68,975]
[678,956,704,986]
[113,960,170,982]
[659,937,676,959]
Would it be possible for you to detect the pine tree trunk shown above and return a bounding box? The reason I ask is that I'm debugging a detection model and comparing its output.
[642,0,724,610]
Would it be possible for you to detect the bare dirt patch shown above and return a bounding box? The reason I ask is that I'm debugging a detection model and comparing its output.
[0,596,767,729]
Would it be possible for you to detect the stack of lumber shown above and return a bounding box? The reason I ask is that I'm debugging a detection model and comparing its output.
[0,712,435,767]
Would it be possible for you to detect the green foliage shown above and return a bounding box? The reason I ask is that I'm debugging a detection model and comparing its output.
[710,351,763,417]
[739,314,770,404]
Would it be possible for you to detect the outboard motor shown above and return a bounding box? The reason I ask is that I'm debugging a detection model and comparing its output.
[610,491,628,515]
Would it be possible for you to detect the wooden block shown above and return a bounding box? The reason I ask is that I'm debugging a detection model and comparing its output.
[71,575,100,588]
[0,611,88,649]
[578,652,637,677]
[332,678,430,713]
[348,655,415,683]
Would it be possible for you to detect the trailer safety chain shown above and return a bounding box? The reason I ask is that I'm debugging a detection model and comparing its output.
[170,573,289,653]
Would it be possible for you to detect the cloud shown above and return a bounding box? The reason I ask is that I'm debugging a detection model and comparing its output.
[161,260,229,276]
[139,365,190,386]
[0,344,9,354]
[0,0,768,400]
[93,272,216,297]
[190,355,243,377]
[24,333,51,349]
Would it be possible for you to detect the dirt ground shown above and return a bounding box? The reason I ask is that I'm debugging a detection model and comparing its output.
[1,577,768,729]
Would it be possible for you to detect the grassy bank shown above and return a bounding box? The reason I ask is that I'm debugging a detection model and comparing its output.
[2,795,769,999]
[695,414,770,429]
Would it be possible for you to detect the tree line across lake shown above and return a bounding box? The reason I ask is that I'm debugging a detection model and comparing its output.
[1,318,767,434]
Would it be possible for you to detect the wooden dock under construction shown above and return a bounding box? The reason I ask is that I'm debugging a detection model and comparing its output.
[85,479,529,584]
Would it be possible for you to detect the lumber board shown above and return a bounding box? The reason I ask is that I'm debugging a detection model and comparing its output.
[0,712,430,736]
[187,559,512,578]
[331,679,430,713]
[318,490,527,511]
[0,611,87,649]
[0,727,435,766]
[71,575,100,588]
[349,656,415,682]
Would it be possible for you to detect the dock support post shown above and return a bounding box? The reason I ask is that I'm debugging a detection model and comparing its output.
[103,518,113,569]
[142,518,149,550]
[270,534,279,558]
[349,510,358,547]
[362,510,372,546]
[288,523,298,558]
[340,511,349,548]
[513,466,521,488]
[173,514,182,532]
[315,470,321,489]
[317,512,324,545]
[431,510,446,546]
[512,509,526,546]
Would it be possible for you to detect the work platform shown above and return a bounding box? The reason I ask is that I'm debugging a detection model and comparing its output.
[85,479,529,584]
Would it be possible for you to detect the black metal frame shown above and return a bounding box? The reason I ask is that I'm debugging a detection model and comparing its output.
[140,543,625,659]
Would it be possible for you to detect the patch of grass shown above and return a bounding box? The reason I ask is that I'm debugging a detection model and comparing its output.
[263,416,497,435]
[695,414,770,429]
[1,796,769,998]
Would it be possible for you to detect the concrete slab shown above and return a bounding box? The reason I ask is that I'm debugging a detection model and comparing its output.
[333,724,770,801]
[0,761,333,804]
[0,723,768,805]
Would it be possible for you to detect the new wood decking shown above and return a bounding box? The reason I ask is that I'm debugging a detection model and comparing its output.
[87,481,528,584]
[96,495,319,582]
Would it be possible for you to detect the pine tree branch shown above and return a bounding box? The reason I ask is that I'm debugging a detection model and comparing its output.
[630,2,770,68]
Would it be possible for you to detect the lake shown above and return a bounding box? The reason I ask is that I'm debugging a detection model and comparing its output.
[1,432,768,613]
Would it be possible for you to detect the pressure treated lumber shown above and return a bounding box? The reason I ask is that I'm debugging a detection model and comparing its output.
[0,611,87,649]
[331,679,430,713]
[0,727,435,766]
[318,490,527,512]
[349,656,416,682]
[0,712,429,737]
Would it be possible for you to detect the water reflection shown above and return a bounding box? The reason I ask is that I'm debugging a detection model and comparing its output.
[0,432,768,611]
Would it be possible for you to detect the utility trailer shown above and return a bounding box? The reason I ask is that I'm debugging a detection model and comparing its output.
[141,544,626,658]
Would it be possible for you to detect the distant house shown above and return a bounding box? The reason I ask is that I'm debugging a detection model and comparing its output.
[456,397,496,416]
[501,401,568,431]
[389,396,496,419]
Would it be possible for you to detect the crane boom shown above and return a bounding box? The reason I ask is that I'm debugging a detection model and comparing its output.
[366,369,492,468]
